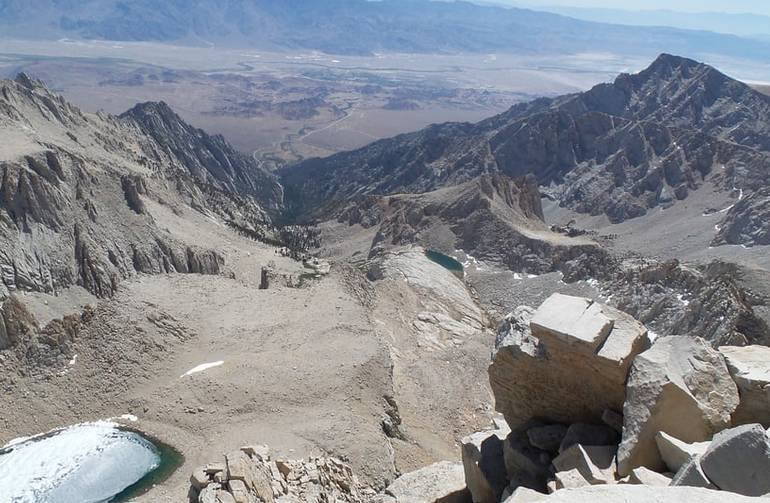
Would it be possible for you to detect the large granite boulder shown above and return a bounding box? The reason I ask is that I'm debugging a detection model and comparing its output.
[700,423,770,496]
[462,425,510,503]
[719,346,770,427]
[385,461,470,503]
[617,336,739,476]
[527,485,761,502]
[489,294,649,430]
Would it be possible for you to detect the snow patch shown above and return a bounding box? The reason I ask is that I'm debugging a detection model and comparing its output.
[647,330,658,343]
[181,361,224,377]
[0,421,160,503]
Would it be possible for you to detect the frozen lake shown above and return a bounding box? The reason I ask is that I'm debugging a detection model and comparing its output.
[0,421,178,503]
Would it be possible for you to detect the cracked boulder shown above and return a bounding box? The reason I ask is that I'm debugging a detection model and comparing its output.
[617,336,739,476]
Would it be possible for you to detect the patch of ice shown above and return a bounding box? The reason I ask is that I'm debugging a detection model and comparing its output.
[0,421,159,503]
[181,361,224,377]
[513,273,522,280]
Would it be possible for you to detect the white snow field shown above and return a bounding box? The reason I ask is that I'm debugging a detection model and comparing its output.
[0,421,160,503]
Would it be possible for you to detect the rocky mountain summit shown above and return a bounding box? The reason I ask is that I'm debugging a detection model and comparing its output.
[188,293,770,502]
[282,54,770,247]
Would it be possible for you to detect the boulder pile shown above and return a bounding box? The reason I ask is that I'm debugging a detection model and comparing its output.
[188,293,770,503]
[189,445,377,503]
[466,293,770,501]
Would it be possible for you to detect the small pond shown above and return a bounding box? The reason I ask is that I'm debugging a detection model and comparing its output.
[0,421,182,503]
[425,250,465,277]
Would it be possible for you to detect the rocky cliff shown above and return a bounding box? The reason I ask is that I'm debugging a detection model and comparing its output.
[0,74,279,304]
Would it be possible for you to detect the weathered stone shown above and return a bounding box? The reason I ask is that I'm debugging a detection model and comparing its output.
[617,336,739,476]
[559,423,619,452]
[198,484,236,503]
[503,430,551,490]
[526,424,567,453]
[552,444,616,485]
[670,456,714,489]
[720,346,770,427]
[490,295,648,430]
[700,423,770,496]
[503,486,547,502]
[529,295,614,351]
[229,479,253,503]
[461,427,509,503]
[191,466,212,490]
[198,484,221,503]
[654,432,709,473]
[627,467,672,486]
[385,461,469,503]
[226,451,254,487]
[533,485,761,502]
[554,468,591,490]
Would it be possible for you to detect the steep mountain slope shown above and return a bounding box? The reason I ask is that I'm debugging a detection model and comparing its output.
[1,0,769,61]
[0,74,281,300]
[282,54,770,246]
[336,173,609,278]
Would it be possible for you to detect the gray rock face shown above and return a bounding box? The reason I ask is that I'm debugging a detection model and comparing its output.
[719,346,770,427]
[700,423,770,496]
[713,187,770,247]
[605,259,770,347]
[617,336,739,476]
[121,101,283,210]
[0,75,278,300]
[490,294,649,430]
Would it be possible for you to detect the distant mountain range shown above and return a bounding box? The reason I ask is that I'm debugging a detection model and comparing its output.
[281,54,770,247]
[1,0,770,61]
[531,6,770,39]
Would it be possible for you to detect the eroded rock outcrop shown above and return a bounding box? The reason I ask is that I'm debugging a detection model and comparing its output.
[617,336,739,476]
[489,293,649,429]
[190,445,375,503]
[0,75,277,302]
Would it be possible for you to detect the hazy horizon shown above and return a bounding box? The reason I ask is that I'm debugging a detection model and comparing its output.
[502,1,770,16]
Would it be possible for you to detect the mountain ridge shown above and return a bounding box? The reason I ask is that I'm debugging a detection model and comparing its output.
[1,0,770,62]
[281,54,770,245]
